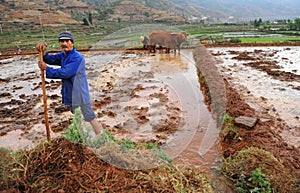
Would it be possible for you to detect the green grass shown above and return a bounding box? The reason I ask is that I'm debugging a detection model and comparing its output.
[2,22,300,54]
[0,23,109,54]
[239,36,300,43]
[180,24,253,35]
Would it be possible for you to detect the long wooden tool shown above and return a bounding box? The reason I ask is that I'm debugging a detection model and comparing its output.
[39,51,51,141]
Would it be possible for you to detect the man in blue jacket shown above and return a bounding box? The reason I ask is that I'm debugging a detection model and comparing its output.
[36,31,102,135]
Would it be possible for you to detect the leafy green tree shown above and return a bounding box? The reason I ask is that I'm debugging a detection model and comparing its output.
[83,18,89,25]
[98,10,108,20]
[287,18,300,30]
[295,18,300,30]
[143,11,150,17]
[88,12,93,24]
[263,24,271,31]
[253,18,263,28]
[117,17,121,28]
[288,22,296,30]
[97,8,114,21]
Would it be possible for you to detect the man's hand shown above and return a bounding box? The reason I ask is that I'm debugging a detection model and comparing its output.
[38,60,47,71]
[36,43,47,56]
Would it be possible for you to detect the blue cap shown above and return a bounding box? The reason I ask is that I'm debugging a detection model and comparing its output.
[58,31,74,42]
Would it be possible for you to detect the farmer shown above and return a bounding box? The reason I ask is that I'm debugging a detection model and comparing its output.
[36,31,102,135]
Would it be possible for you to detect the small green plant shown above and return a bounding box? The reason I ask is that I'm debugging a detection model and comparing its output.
[221,147,299,192]
[249,168,271,192]
[146,142,157,149]
[235,168,271,193]
[92,130,116,147]
[120,138,136,149]
[62,108,173,163]
[223,113,234,124]
[62,107,92,143]
[158,152,172,163]
[220,113,240,143]
[62,107,118,148]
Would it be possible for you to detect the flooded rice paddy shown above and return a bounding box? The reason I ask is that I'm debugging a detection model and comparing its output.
[1,45,299,176]
[0,49,222,173]
[208,46,300,147]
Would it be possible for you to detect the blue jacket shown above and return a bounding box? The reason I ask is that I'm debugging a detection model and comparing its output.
[43,49,91,106]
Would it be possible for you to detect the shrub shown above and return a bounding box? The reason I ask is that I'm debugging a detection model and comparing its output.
[221,147,299,192]
[229,38,242,43]
[220,113,240,144]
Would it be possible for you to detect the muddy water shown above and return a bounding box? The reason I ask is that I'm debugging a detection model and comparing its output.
[0,50,222,174]
[0,55,71,149]
[208,46,300,147]
[89,50,222,172]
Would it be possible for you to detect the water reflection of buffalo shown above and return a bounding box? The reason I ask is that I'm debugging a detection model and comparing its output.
[148,31,188,53]
[139,35,149,49]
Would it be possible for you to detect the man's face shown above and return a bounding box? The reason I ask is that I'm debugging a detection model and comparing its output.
[59,39,74,52]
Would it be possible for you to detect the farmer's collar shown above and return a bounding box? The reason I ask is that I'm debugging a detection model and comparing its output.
[63,47,75,56]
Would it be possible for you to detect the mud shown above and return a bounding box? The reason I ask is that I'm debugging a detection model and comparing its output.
[208,46,300,147]
[199,45,300,178]
[1,44,300,192]
[0,50,223,173]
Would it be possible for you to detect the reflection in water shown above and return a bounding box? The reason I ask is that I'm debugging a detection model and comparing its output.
[153,50,222,173]
[151,52,188,74]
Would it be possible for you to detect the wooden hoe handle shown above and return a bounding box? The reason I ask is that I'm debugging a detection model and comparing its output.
[39,51,51,141]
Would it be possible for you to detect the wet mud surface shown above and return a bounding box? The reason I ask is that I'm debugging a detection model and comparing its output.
[200,45,300,178]
[0,56,69,147]
[0,50,221,173]
[1,45,300,192]
[208,46,300,148]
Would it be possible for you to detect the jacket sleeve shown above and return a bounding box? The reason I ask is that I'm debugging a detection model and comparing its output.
[46,55,82,79]
[43,52,62,66]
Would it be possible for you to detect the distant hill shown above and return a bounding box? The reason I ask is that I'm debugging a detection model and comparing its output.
[81,0,227,23]
[1,0,300,26]
[183,0,300,20]
[0,0,186,25]
[0,0,87,24]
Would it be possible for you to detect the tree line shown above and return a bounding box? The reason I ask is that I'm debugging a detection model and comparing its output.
[252,18,300,31]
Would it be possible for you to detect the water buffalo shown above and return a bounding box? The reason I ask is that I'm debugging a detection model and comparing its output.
[164,32,188,53]
[139,35,149,49]
[148,31,188,53]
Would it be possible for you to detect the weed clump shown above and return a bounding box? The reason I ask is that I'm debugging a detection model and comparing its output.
[0,137,214,192]
[221,147,299,193]
[219,113,240,144]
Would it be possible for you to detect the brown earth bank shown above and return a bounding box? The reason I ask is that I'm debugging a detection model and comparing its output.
[222,77,300,172]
